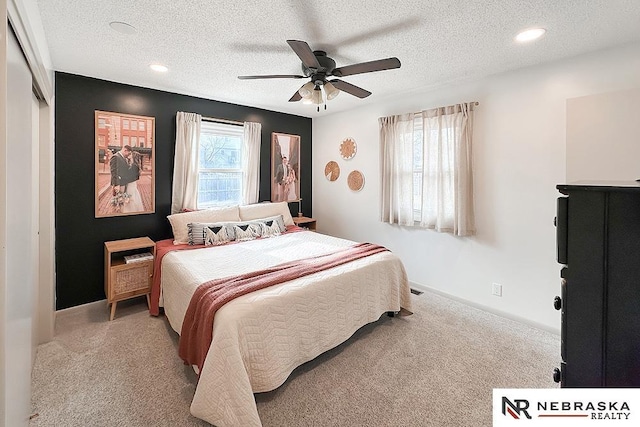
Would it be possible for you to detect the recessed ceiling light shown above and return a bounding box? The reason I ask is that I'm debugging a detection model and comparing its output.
[109,21,137,35]
[515,28,546,43]
[150,64,169,73]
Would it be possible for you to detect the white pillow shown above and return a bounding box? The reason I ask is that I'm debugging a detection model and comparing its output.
[238,202,294,226]
[167,206,240,244]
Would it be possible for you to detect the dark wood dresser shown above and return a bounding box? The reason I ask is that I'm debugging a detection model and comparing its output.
[555,181,640,387]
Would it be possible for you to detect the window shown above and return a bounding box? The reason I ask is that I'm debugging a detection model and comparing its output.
[412,118,423,221]
[122,119,129,130]
[380,103,475,236]
[131,120,138,131]
[139,121,145,131]
[131,136,138,147]
[122,136,129,146]
[197,121,243,208]
[412,117,455,222]
[139,137,145,147]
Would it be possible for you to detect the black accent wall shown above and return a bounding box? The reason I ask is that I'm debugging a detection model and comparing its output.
[55,72,312,310]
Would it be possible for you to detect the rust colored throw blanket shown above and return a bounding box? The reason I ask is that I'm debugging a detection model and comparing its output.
[179,242,389,372]
[149,239,202,316]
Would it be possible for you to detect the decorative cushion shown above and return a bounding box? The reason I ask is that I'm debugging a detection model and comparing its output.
[260,218,283,238]
[229,222,263,242]
[204,225,234,246]
[188,215,287,245]
[167,206,240,245]
[188,222,235,246]
[239,202,294,226]
[256,215,286,233]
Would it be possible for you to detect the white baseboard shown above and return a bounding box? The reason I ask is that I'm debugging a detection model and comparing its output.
[409,281,560,336]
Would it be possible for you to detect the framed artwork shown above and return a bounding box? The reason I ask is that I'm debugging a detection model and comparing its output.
[271,132,301,202]
[95,110,155,218]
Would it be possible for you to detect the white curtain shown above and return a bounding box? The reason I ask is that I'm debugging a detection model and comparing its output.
[379,103,475,236]
[171,112,201,214]
[419,103,475,236]
[242,121,261,204]
[379,113,416,226]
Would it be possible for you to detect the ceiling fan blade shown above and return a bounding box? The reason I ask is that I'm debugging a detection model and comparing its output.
[328,79,371,99]
[332,57,401,77]
[288,90,302,102]
[238,74,305,80]
[286,40,321,69]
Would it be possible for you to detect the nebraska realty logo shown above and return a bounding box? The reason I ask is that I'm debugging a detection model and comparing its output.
[493,389,640,426]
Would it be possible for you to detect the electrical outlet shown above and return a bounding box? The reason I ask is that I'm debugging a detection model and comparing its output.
[492,283,503,297]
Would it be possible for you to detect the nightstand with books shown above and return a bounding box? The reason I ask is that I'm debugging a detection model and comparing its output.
[104,237,155,320]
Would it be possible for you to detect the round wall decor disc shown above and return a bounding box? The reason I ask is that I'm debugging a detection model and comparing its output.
[324,161,340,181]
[340,137,357,160]
[347,170,365,191]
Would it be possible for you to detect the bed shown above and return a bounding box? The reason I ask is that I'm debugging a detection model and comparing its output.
[153,203,412,427]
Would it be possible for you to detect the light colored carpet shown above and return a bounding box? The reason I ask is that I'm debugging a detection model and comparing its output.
[30,291,559,426]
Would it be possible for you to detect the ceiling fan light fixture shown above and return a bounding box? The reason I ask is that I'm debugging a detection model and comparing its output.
[237,39,401,109]
[324,82,340,100]
[298,81,315,99]
[311,87,323,105]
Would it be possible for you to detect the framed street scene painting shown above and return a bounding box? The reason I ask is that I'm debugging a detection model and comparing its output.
[95,110,155,218]
[271,132,300,202]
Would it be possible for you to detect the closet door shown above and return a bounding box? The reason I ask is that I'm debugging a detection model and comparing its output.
[2,26,36,426]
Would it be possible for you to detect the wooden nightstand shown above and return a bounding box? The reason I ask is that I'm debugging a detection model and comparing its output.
[293,216,316,231]
[104,237,155,320]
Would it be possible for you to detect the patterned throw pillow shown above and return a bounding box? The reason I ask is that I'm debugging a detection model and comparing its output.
[189,222,236,245]
[230,222,263,242]
[204,225,233,246]
[189,215,286,245]
[260,218,282,238]
[256,215,286,233]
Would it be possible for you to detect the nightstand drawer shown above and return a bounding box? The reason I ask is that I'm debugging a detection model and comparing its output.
[110,261,153,300]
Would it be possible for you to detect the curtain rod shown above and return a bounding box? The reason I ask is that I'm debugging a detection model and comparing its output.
[414,101,479,115]
[202,116,244,126]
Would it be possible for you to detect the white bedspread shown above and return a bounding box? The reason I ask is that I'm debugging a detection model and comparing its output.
[161,230,412,427]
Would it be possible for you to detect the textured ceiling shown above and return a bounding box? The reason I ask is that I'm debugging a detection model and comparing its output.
[37,0,640,118]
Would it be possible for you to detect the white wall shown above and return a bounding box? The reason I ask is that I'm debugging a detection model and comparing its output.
[312,42,640,332]
[567,87,640,181]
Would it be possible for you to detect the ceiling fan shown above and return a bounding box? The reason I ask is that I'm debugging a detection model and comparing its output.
[238,40,401,111]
